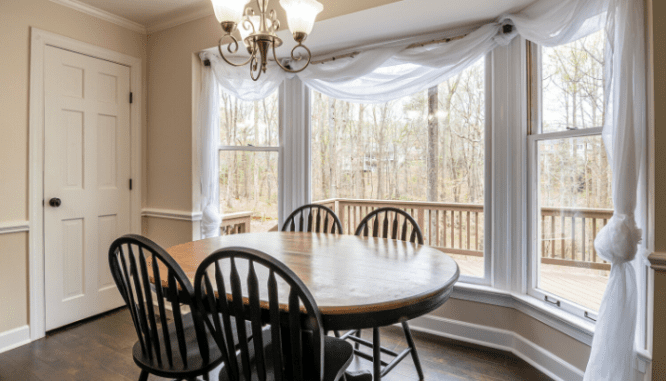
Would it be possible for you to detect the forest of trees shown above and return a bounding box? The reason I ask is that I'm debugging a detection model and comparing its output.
[311,59,486,205]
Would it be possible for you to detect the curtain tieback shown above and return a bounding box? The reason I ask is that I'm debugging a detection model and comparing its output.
[594,213,642,264]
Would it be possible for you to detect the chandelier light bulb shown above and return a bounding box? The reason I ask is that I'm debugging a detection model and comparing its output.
[280,0,323,40]
[211,0,251,25]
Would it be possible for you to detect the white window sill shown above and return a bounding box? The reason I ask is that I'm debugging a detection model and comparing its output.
[450,282,596,345]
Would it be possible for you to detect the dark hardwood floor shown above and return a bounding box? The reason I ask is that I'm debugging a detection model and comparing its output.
[0,308,551,380]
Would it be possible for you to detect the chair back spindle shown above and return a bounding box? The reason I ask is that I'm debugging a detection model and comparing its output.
[194,248,325,381]
[282,204,342,234]
[355,207,424,245]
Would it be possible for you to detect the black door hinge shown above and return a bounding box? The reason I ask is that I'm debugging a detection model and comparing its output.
[129,179,133,190]
[129,92,133,104]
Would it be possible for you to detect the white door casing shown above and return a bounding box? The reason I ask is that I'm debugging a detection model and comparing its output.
[44,46,130,330]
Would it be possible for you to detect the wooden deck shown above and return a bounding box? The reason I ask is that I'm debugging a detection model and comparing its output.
[448,253,608,312]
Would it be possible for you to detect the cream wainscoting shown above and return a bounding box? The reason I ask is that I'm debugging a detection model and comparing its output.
[407,315,585,381]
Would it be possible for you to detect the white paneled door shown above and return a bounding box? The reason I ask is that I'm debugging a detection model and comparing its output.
[44,46,130,330]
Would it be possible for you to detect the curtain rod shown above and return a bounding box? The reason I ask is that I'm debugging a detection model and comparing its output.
[202,25,513,67]
[311,24,513,65]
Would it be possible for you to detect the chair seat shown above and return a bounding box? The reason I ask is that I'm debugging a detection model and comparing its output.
[219,330,354,381]
[132,312,252,378]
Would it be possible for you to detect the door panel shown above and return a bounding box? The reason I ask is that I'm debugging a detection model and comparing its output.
[44,46,130,330]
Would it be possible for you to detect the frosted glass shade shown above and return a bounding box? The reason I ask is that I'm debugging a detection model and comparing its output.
[211,0,251,24]
[280,0,323,36]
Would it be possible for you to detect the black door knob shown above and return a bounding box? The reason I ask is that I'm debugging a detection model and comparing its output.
[49,198,62,207]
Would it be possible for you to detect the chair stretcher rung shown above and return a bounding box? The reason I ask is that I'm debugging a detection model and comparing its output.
[381,348,412,377]
[346,335,400,357]
[352,349,390,367]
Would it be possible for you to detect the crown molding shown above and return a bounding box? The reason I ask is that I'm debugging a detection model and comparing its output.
[49,0,147,34]
[648,252,666,272]
[146,6,213,34]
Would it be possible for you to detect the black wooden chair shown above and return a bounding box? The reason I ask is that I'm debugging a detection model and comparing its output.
[282,204,343,234]
[108,234,249,381]
[193,247,357,381]
[347,207,425,380]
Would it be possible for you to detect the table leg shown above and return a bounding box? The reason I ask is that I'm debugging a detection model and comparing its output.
[373,327,381,380]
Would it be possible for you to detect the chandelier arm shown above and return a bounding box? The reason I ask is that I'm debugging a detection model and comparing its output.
[272,43,312,74]
[218,35,253,67]
[250,54,262,81]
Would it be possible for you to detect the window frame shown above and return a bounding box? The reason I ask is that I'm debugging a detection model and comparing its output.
[217,90,282,228]
[527,126,605,322]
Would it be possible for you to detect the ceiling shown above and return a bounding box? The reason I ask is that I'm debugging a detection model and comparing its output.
[72,0,534,37]
[275,0,534,58]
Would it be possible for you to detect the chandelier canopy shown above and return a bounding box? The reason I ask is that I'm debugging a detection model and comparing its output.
[210,0,323,81]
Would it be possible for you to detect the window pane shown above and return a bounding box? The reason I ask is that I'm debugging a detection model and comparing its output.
[536,136,612,311]
[542,30,605,133]
[219,151,279,233]
[311,58,486,278]
[219,90,279,147]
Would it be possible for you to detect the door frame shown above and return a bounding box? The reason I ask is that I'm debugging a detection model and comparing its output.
[28,28,142,340]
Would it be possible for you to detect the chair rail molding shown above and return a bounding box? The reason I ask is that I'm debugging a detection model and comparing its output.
[648,252,666,271]
[0,221,30,235]
[141,208,203,222]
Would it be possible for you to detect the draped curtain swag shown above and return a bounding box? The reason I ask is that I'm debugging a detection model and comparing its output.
[200,0,647,378]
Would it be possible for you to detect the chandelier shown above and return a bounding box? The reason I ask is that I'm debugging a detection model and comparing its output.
[210,0,323,81]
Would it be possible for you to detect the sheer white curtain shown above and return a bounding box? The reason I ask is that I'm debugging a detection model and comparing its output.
[583,0,646,379]
[199,65,222,238]
[202,0,647,377]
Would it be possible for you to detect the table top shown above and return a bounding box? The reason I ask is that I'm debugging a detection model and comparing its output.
[167,232,459,330]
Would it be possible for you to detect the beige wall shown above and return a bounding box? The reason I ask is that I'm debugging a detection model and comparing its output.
[0,0,147,332]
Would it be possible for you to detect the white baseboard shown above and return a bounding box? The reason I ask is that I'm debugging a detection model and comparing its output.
[0,325,31,354]
[406,314,585,381]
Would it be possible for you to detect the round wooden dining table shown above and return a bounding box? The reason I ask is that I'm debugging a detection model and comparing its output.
[166,231,460,332]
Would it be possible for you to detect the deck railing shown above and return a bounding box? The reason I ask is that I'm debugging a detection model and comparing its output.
[220,211,252,235]
[317,198,612,271]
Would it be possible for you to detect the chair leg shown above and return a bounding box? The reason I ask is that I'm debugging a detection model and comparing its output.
[402,322,424,380]
[373,327,381,381]
[137,370,149,381]
[354,329,361,351]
